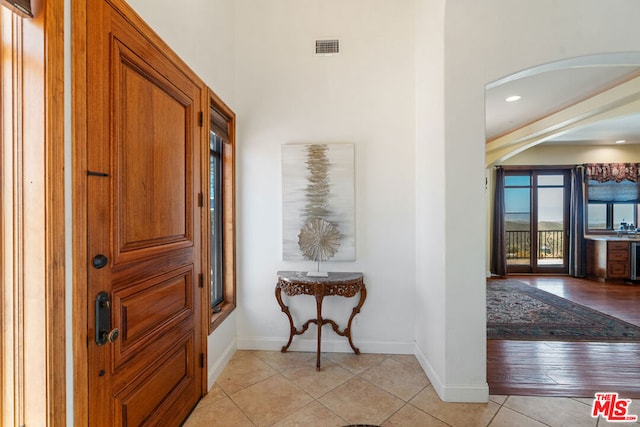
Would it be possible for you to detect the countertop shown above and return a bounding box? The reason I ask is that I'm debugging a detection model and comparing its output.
[585,235,640,241]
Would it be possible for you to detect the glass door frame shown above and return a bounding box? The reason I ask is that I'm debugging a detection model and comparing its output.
[504,167,571,274]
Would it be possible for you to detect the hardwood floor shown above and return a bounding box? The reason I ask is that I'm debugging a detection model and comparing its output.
[487,275,640,398]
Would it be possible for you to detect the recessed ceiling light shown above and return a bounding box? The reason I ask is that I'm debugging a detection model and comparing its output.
[615,140,626,144]
[505,95,521,102]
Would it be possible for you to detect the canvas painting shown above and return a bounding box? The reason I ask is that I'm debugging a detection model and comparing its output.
[282,143,355,262]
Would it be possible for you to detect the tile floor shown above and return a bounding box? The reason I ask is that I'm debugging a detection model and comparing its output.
[183,350,640,426]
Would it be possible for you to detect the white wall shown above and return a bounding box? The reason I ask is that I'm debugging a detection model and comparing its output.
[126,0,236,104]
[423,0,640,401]
[233,0,417,354]
[414,0,447,397]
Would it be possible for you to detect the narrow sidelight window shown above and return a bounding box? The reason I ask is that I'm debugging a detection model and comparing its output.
[209,129,223,309]
[205,91,236,333]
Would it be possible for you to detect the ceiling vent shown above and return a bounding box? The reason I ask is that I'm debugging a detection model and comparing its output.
[315,39,340,56]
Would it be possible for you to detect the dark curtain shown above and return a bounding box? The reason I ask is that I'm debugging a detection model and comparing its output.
[490,167,507,276]
[569,166,586,277]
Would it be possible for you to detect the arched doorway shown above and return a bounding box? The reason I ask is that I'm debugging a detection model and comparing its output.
[485,53,640,396]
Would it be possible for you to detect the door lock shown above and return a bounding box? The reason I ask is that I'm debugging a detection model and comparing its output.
[95,291,119,345]
[100,327,120,344]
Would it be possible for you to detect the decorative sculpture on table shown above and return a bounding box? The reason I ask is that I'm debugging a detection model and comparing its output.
[282,143,355,272]
[298,218,340,275]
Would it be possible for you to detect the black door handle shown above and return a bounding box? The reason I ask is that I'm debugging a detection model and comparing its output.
[95,291,119,345]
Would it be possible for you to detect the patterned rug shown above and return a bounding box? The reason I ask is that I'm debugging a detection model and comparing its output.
[487,279,640,341]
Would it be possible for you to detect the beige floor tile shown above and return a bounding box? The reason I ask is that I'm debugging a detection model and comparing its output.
[598,416,640,426]
[388,354,424,370]
[216,353,277,395]
[360,356,430,401]
[183,396,253,427]
[489,395,508,405]
[319,376,404,425]
[272,401,347,427]
[573,396,596,406]
[633,399,640,425]
[196,383,227,409]
[231,349,254,360]
[254,350,317,372]
[381,404,449,426]
[323,352,388,374]
[488,406,547,427]
[504,396,597,427]
[409,386,500,427]
[230,374,314,426]
[281,360,354,398]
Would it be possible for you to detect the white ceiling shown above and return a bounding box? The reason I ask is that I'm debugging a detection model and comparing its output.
[485,63,640,146]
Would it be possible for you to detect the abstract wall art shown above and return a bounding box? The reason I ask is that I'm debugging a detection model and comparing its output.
[282,143,355,264]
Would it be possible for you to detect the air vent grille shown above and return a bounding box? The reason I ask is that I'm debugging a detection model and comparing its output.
[315,39,340,55]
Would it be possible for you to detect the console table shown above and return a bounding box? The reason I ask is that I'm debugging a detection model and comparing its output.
[275,271,366,370]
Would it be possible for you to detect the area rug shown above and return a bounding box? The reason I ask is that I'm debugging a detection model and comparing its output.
[487,279,640,341]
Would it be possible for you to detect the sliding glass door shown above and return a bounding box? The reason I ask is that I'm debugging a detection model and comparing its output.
[504,170,570,274]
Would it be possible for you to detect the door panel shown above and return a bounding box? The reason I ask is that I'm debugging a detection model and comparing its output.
[112,267,193,368]
[114,334,195,426]
[86,1,204,425]
[536,184,565,268]
[115,39,191,251]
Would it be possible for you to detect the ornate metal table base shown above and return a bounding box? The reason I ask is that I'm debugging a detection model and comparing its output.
[275,271,366,371]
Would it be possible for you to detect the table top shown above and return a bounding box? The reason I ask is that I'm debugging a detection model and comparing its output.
[277,271,363,284]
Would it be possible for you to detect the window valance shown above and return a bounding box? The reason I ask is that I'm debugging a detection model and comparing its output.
[585,163,640,203]
[585,163,640,183]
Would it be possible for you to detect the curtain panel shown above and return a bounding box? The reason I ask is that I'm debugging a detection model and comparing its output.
[569,167,586,277]
[490,167,507,276]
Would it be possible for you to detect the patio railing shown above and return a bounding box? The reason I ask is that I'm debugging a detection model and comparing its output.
[505,230,564,259]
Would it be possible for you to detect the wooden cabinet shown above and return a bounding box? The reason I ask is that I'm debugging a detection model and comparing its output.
[586,239,630,280]
[607,241,630,278]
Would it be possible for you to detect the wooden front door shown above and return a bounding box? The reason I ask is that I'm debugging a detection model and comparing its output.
[85,1,205,425]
